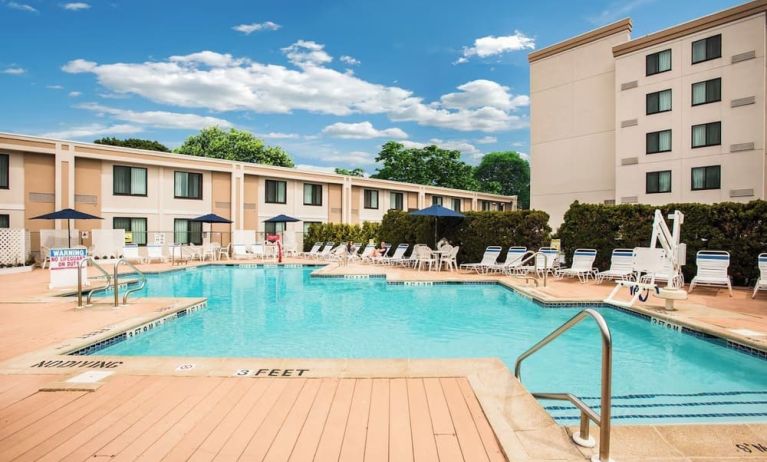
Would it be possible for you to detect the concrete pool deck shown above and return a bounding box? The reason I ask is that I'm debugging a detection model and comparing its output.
[0,259,765,461]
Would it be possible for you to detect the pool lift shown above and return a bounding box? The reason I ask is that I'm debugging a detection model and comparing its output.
[604,210,688,310]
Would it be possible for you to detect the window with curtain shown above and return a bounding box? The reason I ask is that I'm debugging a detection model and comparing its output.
[646,129,672,154]
[432,196,443,206]
[646,49,672,76]
[265,180,287,204]
[692,34,721,64]
[303,221,320,234]
[363,189,379,209]
[691,165,721,190]
[452,198,461,211]
[481,201,491,211]
[646,170,672,194]
[265,221,286,234]
[113,217,148,245]
[113,166,147,196]
[0,214,8,228]
[174,171,202,199]
[692,78,721,106]
[389,192,403,210]
[174,219,202,245]
[646,89,672,114]
[0,154,8,189]
[303,183,322,206]
[691,122,721,148]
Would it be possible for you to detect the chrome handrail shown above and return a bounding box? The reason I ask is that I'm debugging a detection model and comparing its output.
[77,257,113,308]
[514,308,612,462]
[113,258,147,306]
[509,250,550,287]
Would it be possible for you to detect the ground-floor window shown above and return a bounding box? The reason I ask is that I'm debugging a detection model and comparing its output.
[390,192,404,210]
[432,196,443,206]
[303,221,321,234]
[174,218,202,245]
[113,217,147,245]
[0,214,8,228]
[265,221,286,234]
[452,198,461,211]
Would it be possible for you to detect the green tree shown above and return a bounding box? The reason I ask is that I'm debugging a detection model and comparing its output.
[94,137,170,152]
[175,127,294,167]
[334,167,365,177]
[372,141,479,190]
[474,151,530,208]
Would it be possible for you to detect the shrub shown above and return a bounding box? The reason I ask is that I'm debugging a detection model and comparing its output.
[303,222,381,251]
[557,200,767,286]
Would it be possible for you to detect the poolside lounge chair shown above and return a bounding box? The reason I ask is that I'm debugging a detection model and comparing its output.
[688,250,733,297]
[511,247,559,278]
[232,244,249,259]
[488,247,526,273]
[639,257,684,289]
[596,249,635,283]
[316,242,335,260]
[145,244,166,263]
[302,242,323,258]
[556,248,597,283]
[355,244,375,262]
[753,253,767,298]
[121,244,145,264]
[380,243,409,265]
[460,246,502,273]
[249,243,266,259]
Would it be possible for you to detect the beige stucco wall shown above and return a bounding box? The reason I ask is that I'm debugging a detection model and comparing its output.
[530,28,631,229]
[614,13,766,205]
[257,177,329,235]
[0,151,26,228]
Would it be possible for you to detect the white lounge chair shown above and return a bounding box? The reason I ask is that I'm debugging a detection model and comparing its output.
[460,246,502,273]
[753,253,767,298]
[316,242,335,260]
[232,244,249,259]
[145,244,166,263]
[355,244,375,262]
[381,243,410,265]
[557,248,597,283]
[489,247,526,273]
[302,242,323,258]
[249,243,266,259]
[596,249,635,283]
[121,244,145,264]
[689,250,733,296]
[640,258,684,288]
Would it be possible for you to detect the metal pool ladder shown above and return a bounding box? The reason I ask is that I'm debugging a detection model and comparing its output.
[113,258,147,306]
[77,257,113,308]
[514,308,613,462]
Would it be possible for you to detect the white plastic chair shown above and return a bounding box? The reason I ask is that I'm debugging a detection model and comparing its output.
[753,253,767,298]
[121,244,145,264]
[145,244,166,263]
[557,249,597,283]
[489,247,526,273]
[232,244,249,259]
[460,246,502,273]
[440,245,460,272]
[384,243,410,265]
[596,249,635,283]
[414,246,438,271]
[689,250,733,296]
[302,242,322,258]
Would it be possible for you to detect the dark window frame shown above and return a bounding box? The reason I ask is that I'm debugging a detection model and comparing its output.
[691,121,722,149]
[389,192,404,210]
[265,221,286,234]
[691,34,722,64]
[0,214,9,228]
[173,218,202,245]
[646,89,672,115]
[691,77,721,106]
[303,183,323,206]
[0,154,9,190]
[173,171,203,200]
[265,179,287,204]
[646,170,672,194]
[113,217,148,246]
[646,49,672,76]
[363,189,379,209]
[452,198,462,211]
[113,165,148,197]
[646,129,672,154]
[432,196,443,206]
[691,165,721,191]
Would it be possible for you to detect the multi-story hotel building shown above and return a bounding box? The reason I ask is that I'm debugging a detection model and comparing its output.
[0,132,516,251]
[530,0,767,228]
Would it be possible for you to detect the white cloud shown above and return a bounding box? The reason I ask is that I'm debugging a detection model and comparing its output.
[6,2,37,13]
[1,66,26,75]
[62,2,90,10]
[340,55,360,66]
[62,50,529,132]
[282,40,332,67]
[295,164,337,173]
[257,132,300,139]
[68,91,82,97]
[322,121,407,139]
[457,31,535,63]
[232,21,281,35]
[588,0,654,24]
[41,123,143,139]
[46,84,64,89]
[476,136,497,144]
[77,102,233,129]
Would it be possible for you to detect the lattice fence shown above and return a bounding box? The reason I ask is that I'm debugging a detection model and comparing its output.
[0,228,31,265]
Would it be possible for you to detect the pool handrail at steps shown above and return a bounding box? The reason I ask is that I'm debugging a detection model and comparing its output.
[113,258,147,306]
[511,250,549,287]
[76,257,113,308]
[514,308,612,462]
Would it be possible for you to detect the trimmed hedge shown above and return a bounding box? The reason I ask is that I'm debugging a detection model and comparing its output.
[556,200,767,286]
[303,222,380,251]
[379,210,551,264]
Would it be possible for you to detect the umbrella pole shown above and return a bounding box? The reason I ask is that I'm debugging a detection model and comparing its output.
[68,218,72,248]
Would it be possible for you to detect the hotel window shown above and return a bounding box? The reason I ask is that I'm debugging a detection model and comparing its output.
[174,218,202,245]
[692,34,721,64]
[303,183,322,206]
[113,165,147,196]
[452,198,461,211]
[646,89,672,115]
[646,49,671,76]
[481,200,491,211]
[363,189,379,209]
[691,165,721,191]
[0,214,8,228]
[113,217,147,245]
[646,129,672,154]
[303,221,321,234]
[646,170,672,194]
[692,78,721,106]
[432,196,443,206]
[174,171,202,199]
[265,180,287,204]
[265,221,286,234]
[390,192,404,210]
[691,122,721,148]
[0,154,8,189]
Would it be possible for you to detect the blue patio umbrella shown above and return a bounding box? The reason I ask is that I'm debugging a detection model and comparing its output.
[31,208,103,247]
[409,205,465,246]
[264,215,301,262]
[192,213,233,244]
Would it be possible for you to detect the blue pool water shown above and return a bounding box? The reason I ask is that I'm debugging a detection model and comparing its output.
[99,266,767,424]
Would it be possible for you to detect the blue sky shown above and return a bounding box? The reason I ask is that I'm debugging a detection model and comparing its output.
[0,0,744,173]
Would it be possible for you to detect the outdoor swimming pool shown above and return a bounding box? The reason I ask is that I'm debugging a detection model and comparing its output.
[98,265,767,424]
